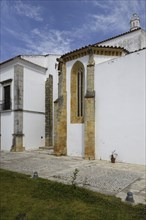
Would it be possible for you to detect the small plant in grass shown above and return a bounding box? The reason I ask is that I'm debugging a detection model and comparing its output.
[71,168,79,188]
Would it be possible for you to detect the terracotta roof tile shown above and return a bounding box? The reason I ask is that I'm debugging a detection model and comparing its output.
[61,45,129,59]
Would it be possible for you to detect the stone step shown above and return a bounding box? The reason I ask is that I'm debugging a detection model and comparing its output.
[39,146,54,150]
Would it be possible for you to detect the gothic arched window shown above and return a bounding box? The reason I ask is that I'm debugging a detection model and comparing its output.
[71,61,84,123]
[77,67,84,117]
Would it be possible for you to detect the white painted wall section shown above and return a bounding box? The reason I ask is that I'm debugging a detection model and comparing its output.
[94,55,118,64]
[67,124,84,157]
[22,65,46,150]
[95,49,145,165]
[1,112,14,150]
[21,55,46,67]
[99,29,146,52]
[22,54,60,102]
[23,67,45,112]
[23,112,45,149]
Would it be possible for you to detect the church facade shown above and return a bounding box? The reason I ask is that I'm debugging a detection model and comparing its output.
[54,14,146,165]
[0,14,145,165]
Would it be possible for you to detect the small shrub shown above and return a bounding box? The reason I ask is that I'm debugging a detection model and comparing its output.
[71,168,79,188]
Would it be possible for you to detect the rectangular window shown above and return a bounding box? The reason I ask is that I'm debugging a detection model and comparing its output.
[3,85,11,110]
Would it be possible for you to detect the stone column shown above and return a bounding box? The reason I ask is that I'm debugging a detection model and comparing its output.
[54,59,67,156]
[84,48,95,159]
[45,75,53,147]
[11,64,25,152]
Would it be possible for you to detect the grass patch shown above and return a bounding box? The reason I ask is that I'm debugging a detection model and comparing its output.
[0,168,145,220]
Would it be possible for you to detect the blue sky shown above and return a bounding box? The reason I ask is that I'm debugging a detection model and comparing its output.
[0,0,146,62]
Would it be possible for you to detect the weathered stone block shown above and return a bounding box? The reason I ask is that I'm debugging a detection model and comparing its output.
[45,75,53,147]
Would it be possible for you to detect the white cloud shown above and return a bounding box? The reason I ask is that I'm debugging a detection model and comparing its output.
[14,0,43,21]
[4,26,73,55]
[85,0,146,33]
[1,0,145,61]
[29,28,73,54]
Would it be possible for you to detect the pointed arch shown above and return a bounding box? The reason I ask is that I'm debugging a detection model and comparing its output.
[71,61,85,123]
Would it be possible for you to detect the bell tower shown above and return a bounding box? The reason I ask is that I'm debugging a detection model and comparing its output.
[130,13,140,31]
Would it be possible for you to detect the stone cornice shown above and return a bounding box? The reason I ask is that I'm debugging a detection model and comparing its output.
[0,79,12,84]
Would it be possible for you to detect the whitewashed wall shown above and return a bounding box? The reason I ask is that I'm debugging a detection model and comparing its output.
[99,29,146,52]
[141,30,146,49]
[21,55,46,68]
[23,67,45,112]
[23,112,45,149]
[95,49,145,165]
[1,112,14,150]
[23,66,45,149]
[22,54,60,101]
[94,55,118,64]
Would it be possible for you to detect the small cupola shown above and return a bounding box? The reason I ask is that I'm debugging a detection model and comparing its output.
[130,13,140,31]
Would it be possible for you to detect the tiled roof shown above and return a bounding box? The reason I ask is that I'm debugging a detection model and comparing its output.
[61,44,129,59]
[60,27,145,60]
[128,47,146,54]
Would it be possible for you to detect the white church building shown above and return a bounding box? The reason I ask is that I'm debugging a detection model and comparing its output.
[0,54,60,151]
[0,14,145,165]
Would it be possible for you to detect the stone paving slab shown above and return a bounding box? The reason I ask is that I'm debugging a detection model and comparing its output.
[51,165,141,195]
[0,150,145,205]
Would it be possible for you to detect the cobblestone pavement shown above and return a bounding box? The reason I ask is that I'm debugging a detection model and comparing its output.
[0,150,145,205]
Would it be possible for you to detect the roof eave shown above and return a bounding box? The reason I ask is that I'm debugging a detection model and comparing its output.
[60,45,129,62]
[0,56,47,72]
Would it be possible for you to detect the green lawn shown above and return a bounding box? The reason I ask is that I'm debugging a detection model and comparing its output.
[0,169,145,220]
